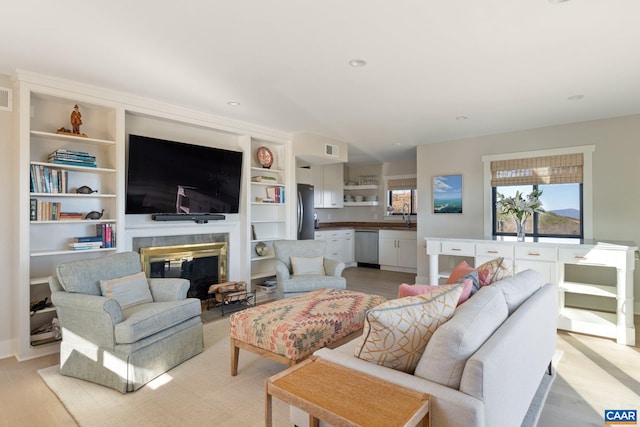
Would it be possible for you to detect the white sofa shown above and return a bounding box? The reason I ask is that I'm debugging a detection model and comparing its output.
[290,269,557,427]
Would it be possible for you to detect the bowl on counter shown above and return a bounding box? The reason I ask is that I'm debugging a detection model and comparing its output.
[354,195,364,202]
[365,195,378,202]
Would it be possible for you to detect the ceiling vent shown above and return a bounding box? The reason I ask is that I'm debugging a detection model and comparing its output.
[0,87,13,112]
[324,143,339,158]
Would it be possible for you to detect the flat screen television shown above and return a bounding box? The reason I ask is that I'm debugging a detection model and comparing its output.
[126,134,243,215]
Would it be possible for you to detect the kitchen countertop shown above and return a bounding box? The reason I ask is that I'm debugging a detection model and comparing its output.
[316,222,417,231]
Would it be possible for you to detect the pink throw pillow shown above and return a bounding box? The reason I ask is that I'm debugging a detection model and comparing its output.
[446,261,475,285]
[398,280,472,306]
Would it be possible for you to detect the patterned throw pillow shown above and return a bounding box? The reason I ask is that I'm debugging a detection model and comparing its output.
[354,283,464,374]
[290,256,325,275]
[476,257,512,288]
[100,271,153,309]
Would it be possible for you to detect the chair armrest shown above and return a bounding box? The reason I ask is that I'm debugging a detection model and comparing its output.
[323,258,345,277]
[148,278,190,301]
[50,291,123,348]
[274,259,291,280]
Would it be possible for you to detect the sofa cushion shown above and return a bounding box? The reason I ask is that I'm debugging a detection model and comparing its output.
[290,256,325,275]
[354,283,463,374]
[56,252,142,295]
[492,269,543,314]
[100,272,153,309]
[397,279,472,306]
[414,286,509,388]
[115,299,202,344]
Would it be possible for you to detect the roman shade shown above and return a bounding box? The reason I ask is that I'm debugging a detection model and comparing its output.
[490,153,583,187]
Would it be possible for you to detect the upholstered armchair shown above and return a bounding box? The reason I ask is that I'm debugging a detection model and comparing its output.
[49,252,204,393]
[272,240,347,299]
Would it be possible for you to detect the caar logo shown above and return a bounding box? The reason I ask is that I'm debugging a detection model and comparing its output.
[605,409,637,425]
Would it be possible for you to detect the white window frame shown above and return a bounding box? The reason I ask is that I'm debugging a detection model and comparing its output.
[481,145,595,239]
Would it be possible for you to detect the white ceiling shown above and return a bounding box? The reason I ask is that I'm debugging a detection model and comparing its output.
[3,1,640,163]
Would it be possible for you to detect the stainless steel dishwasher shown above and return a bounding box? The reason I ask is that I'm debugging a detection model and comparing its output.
[355,229,379,267]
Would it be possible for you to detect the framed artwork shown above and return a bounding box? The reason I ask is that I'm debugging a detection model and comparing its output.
[432,174,463,214]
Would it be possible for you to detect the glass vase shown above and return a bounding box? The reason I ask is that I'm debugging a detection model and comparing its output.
[516,219,526,242]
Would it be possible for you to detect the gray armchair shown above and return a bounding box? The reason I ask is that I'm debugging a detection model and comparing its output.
[49,252,204,393]
[272,240,347,299]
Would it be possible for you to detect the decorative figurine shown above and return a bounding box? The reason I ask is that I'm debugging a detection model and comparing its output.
[75,185,98,194]
[84,209,105,220]
[71,104,82,135]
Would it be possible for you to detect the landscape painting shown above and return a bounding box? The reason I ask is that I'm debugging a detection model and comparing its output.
[433,174,463,214]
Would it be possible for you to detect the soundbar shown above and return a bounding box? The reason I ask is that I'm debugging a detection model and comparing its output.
[151,213,226,224]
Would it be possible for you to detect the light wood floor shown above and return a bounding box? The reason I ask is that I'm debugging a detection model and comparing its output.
[1,266,638,427]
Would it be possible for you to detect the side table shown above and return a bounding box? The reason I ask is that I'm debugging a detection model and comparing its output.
[265,357,429,427]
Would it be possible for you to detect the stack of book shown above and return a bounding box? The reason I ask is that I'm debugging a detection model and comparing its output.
[48,149,97,168]
[58,212,84,220]
[69,236,103,250]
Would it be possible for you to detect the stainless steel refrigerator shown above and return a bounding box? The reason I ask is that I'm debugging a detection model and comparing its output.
[297,184,315,240]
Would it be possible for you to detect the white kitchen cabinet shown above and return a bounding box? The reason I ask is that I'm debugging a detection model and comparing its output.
[310,163,343,208]
[379,230,417,272]
[315,229,355,266]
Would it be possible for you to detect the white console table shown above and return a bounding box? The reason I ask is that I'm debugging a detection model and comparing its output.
[425,236,637,346]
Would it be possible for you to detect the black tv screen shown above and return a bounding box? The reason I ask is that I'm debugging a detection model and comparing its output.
[126,134,243,214]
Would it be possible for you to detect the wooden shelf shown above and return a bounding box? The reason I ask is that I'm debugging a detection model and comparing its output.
[30,193,116,198]
[31,130,115,146]
[31,161,116,174]
[344,201,379,207]
[344,184,379,190]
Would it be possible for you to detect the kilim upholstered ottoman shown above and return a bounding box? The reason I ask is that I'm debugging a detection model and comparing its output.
[229,288,386,376]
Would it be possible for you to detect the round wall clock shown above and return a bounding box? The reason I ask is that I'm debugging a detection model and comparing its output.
[255,242,268,256]
[257,146,273,168]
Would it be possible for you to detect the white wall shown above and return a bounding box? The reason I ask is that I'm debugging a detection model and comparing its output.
[416,114,640,312]
[0,74,15,357]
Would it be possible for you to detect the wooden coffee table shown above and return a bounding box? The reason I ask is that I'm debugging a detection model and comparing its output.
[265,357,430,427]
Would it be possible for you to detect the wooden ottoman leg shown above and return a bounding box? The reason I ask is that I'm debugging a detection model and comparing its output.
[230,338,240,376]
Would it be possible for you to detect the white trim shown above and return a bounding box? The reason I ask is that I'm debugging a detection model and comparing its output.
[482,145,594,239]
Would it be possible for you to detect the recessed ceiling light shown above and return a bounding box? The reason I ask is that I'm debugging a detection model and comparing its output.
[227,101,240,106]
[348,59,367,68]
[456,116,468,120]
[393,142,401,146]
[567,95,584,101]
[549,0,570,3]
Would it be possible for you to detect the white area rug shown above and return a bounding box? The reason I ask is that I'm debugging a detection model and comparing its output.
[38,319,290,427]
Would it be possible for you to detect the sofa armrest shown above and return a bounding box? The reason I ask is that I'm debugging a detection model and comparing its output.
[309,347,485,427]
[274,259,291,280]
[148,278,190,301]
[50,291,123,348]
[323,258,345,277]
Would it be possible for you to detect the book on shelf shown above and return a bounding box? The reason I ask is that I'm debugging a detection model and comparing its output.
[71,235,103,243]
[30,165,69,193]
[32,200,62,221]
[251,175,278,183]
[95,223,116,248]
[69,241,103,249]
[265,186,285,203]
[59,212,84,220]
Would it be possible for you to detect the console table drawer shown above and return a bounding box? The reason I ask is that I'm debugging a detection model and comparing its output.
[559,248,621,267]
[476,243,513,259]
[441,241,475,256]
[515,246,557,262]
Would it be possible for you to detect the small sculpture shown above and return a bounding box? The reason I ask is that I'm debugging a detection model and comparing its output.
[84,209,105,220]
[75,185,98,194]
[71,104,82,135]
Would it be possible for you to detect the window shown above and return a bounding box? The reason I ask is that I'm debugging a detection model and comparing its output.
[386,177,418,215]
[490,152,584,238]
[493,183,583,237]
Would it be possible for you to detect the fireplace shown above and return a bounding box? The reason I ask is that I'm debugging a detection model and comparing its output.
[139,242,227,300]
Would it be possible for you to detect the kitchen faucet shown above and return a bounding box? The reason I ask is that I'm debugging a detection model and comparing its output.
[402,203,411,228]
